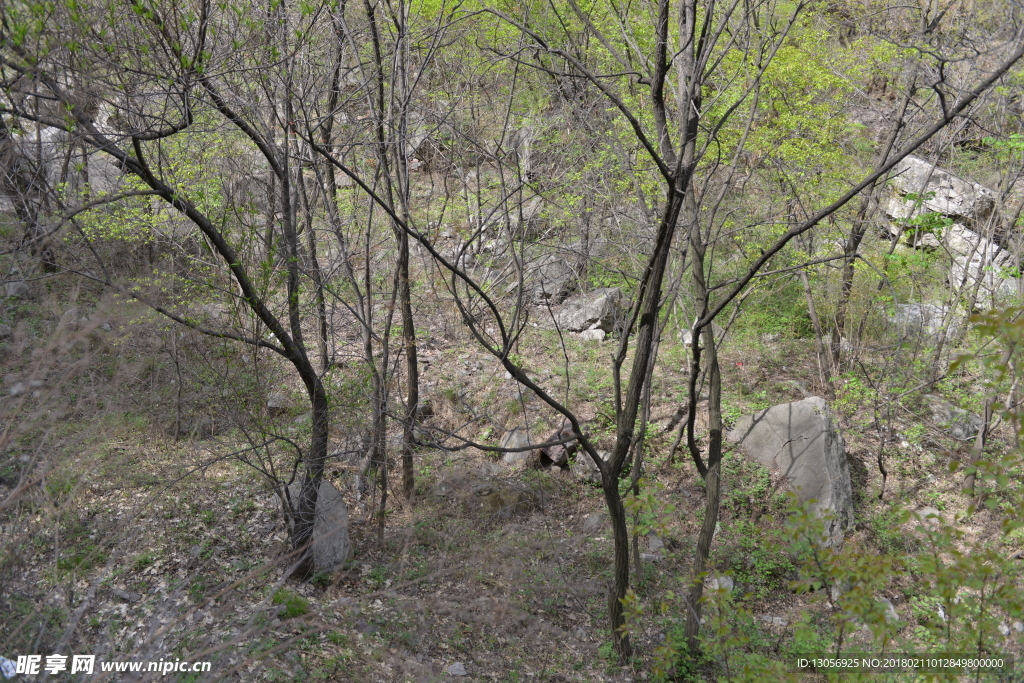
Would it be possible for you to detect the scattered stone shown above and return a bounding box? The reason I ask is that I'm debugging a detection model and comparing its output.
[758,615,787,628]
[578,328,605,342]
[446,662,467,676]
[999,622,1011,636]
[922,394,983,441]
[640,553,659,563]
[8,382,25,397]
[267,392,290,413]
[648,535,665,553]
[285,479,352,573]
[0,324,11,340]
[1013,621,1023,633]
[727,397,854,547]
[581,512,606,534]
[555,288,624,333]
[5,280,29,299]
[101,322,112,332]
[706,575,734,592]
[109,588,141,603]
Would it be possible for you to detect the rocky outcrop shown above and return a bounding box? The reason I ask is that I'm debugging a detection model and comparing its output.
[943,224,1020,301]
[887,155,995,224]
[727,397,853,547]
[884,155,1019,306]
[554,288,624,333]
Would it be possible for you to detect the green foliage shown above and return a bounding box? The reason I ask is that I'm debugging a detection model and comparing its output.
[44,471,78,504]
[722,522,795,599]
[271,588,310,619]
[56,543,107,575]
[133,551,157,571]
[624,479,676,539]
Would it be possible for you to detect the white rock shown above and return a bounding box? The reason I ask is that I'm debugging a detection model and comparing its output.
[706,575,734,592]
[880,598,899,623]
[447,662,467,676]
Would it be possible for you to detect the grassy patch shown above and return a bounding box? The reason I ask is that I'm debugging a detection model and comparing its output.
[272,587,310,618]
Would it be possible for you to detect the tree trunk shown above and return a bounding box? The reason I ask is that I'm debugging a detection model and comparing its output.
[291,378,330,578]
[399,235,419,500]
[684,326,722,652]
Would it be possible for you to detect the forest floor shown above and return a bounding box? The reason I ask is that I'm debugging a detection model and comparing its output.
[1,283,1021,682]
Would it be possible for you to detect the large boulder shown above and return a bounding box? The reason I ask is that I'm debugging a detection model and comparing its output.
[286,479,352,573]
[525,251,575,303]
[889,303,950,337]
[727,397,853,546]
[883,157,1018,306]
[519,239,606,304]
[500,427,535,467]
[554,288,625,333]
[886,155,995,224]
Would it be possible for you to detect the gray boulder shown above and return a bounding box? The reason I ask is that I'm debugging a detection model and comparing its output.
[706,575,734,592]
[286,479,351,573]
[500,427,534,467]
[887,155,995,223]
[922,394,983,441]
[5,280,30,299]
[727,397,853,546]
[520,239,606,304]
[581,512,607,534]
[524,251,574,303]
[883,157,1018,306]
[889,303,950,337]
[572,450,605,484]
[267,392,290,413]
[555,288,624,333]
